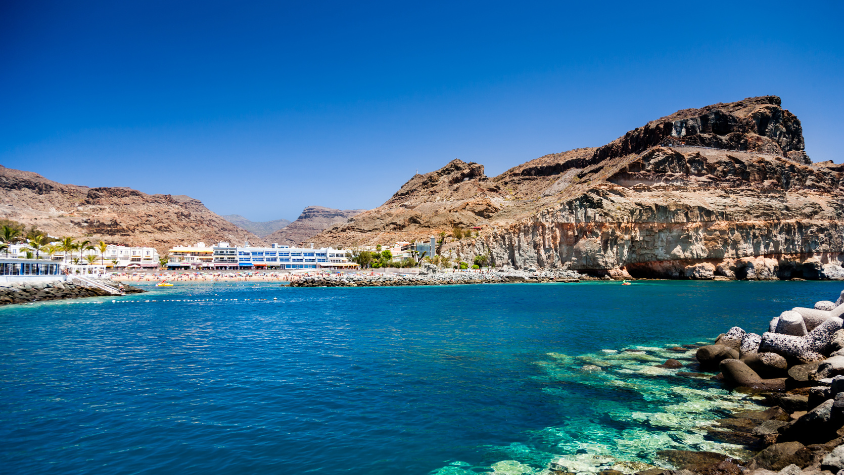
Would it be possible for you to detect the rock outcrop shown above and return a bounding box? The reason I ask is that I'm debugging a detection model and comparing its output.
[0,166,264,254]
[221,215,291,237]
[313,96,844,279]
[265,206,364,246]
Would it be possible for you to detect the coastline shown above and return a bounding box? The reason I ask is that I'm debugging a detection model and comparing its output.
[0,279,144,306]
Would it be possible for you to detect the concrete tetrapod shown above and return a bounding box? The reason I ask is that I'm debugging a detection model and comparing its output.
[759,317,844,363]
[775,311,808,336]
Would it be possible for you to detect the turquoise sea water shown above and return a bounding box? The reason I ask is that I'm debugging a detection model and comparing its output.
[1,281,842,474]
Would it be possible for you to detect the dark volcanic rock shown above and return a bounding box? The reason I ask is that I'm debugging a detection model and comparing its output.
[751,441,813,471]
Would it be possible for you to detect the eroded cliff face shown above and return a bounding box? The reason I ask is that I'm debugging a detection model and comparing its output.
[0,166,264,254]
[315,96,844,279]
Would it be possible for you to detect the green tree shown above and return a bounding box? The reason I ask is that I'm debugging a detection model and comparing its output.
[23,234,48,259]
[75,240,93,264]
[97,241,109,265]
[381,250,392,261]
[452,226,464,240]
[84,254,98,265]
[473,253,490,268]
[459,261,468,270]
[350,250,374,268]
[376,244,382,252]
[58,237,75,264]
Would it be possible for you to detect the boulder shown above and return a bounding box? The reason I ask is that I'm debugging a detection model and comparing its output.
[720,359,762,386]
[831,330,844,353]
[816,301,838,311]
[817,356,844,380]
[789,362,822,383]
[751,442,813,471]
[821,445,844,472]
[716,327,746,350]
[779,399,843,444]
[757,352,789,377]
[770,317,780,333]
[776,311,808,336]
[658,359,683,369]
[696,345,740,370]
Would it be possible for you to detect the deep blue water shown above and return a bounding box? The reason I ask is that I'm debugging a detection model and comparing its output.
[1,281,841,475]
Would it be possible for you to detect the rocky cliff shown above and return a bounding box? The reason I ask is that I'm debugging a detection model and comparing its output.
[265,206,364,246]
[221,215,291,237]
[0,166,264,254]
[314,96,844,279]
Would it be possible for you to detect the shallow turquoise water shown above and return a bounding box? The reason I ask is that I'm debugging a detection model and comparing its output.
[1,281,840,474]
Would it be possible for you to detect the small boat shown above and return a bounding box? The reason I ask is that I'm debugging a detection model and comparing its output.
[156,282,173,287]
[622,280,632,286]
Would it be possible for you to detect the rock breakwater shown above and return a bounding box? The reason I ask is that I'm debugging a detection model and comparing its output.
[289,268,581,287]
[673,288,844,475]
[0,279,144,305]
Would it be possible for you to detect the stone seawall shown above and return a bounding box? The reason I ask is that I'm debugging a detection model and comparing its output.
[0,280,144,305]
[290,268,581,287]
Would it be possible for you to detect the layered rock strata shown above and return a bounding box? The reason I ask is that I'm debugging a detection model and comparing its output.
[314,96,844,280]
[265,206,364,246]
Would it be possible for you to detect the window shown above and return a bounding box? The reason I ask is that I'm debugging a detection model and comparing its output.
[252,252,264,256]
[304,252,315,257]
[291,252,302,256]
[317,259,327,262]
[316,253,326,257]
[279,252,290,257]
[280,258,290,262]
[293,258,303,262]
[266,258,277,262]
[265,252,276,257]
[305,258,315,262]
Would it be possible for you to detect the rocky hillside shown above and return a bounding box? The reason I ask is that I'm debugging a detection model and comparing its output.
[0,166,265,254]
[265,206,364,246]
[314,96,844,280]
[221,215,291,237]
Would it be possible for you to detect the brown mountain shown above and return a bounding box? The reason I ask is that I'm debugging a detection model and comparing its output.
[265,206,364,246]
[221,215,291,237]
[0,166,265,254]
[314,96,844,279]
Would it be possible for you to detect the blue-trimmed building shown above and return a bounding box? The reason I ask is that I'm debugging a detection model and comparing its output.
[211,243,356,270]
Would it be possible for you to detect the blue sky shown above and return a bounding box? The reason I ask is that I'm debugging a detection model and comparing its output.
[1,1,842,221]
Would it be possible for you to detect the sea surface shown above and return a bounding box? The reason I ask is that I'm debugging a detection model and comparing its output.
[1,280,841,475]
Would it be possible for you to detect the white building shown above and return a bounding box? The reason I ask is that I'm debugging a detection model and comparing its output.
[3,242,158,271]
[203,242,357,270]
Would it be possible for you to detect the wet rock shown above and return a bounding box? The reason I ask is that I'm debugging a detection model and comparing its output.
[779,399,843,444]
[658,359,683,369]
[697,345,740,370]
[751,441,813,470]
[720,359,763,386]
[789,362,822,382]
[765,394,809,413]
[657,450,732,471]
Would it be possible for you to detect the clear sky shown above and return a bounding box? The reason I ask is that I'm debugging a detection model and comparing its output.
[1,1,842,221]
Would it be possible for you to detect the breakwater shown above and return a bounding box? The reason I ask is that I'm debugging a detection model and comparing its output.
[0,279,143,305]
[290,267,581,287]
[684,287,844,475]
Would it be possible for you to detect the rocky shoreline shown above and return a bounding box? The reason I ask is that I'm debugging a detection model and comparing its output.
[595,288,844,475]
[289,266,582,287]
[0,279,144,306]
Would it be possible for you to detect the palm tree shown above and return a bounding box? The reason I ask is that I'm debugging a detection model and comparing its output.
[0,225,22,257]
[23,234,47,259]
[43,244,60,260]
[58,237,75,264]
[97,241,109,265]
[77,240,93,264]
[84,255,98,265]
[0,243,7,257]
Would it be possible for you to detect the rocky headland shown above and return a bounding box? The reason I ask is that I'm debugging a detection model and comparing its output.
[0,279,144,306]
[313,96,844,281]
